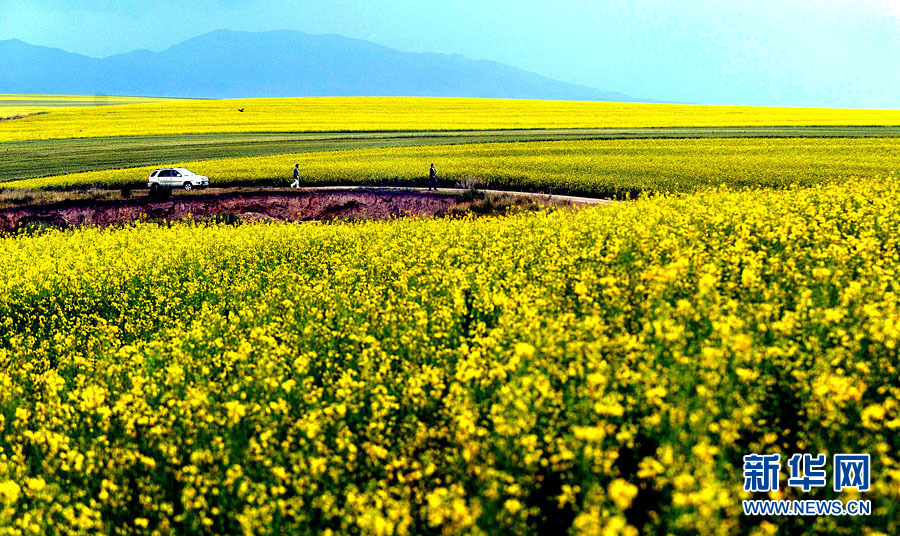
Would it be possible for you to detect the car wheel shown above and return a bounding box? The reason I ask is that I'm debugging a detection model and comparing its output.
[183,182,192,191]
[149,183,159,192]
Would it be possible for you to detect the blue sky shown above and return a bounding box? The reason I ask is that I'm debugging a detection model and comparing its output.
[1,0,898,107]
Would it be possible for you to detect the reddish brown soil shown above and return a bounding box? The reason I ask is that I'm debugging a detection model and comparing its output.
[0,112,43,122]
[0,188,462,232]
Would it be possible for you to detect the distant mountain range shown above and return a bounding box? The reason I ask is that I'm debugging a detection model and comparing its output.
[0,29,638,101]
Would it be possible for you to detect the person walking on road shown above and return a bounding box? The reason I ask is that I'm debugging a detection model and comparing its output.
[290,164,300,188]
[428,163,438,191]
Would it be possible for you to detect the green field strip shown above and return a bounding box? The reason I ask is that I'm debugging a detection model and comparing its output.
[3,126,899,182]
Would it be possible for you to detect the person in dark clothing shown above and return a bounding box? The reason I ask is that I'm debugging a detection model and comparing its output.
[428,163,438,191]
[291,164,300,188]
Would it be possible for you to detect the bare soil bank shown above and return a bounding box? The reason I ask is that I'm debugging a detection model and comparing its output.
[0,188,468,232]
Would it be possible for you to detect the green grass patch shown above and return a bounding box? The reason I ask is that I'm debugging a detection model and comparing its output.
[3,126,899,182]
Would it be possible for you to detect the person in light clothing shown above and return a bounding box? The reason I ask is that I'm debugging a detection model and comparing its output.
[290,164,300,188]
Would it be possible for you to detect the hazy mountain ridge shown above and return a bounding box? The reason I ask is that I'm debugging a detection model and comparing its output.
[0,29,637,101]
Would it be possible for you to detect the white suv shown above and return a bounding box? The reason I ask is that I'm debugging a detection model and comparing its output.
[148,167,209,191]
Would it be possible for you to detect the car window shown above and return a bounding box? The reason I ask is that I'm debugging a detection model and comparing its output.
[150,171,158,177]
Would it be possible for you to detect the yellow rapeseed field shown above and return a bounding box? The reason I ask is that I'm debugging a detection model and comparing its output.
[3,94,899,534]
[3,97,900,141]
[0,95,178,120]
[7,137,900,196]
[1,175,899,534]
